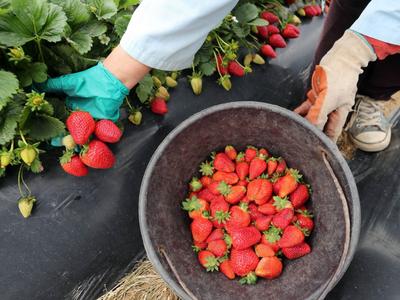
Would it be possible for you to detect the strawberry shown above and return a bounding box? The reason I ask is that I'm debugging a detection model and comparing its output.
[220,259,235,279]
[207,239,227,257]
[150,97,168,115]
[296,211,314,233]
[277,169,301,197]
[189,177,202,192]
[237,179,248,187]
[225,204,250,231]
[228,61,245,77]
[260,11,279,23]
[230,226,261,250]
[198,188,215,202]
[60,152,88,177]
[262,226,282,252]
[199,161,214,176]
[212,171,239,185]
[235,152,245,163]
[282,242,311,260]
[272,196,293,211]
[255,243,275,257]
[248,203,264,221]
[255,215,272,231]
[257,26,269,39]
[214,153,235,172]
[249,157,267,180]
[267,158,278,175]
[269,34,287,48]
[230,248,259,276]
[258,202,277,215]
[210,196,230,227]
[66,111,95,145]
[255,256,282,279]
[225,185,246,204]
[235,161,249,180]
[267,24,280,35]
[80,140,115,169]
[94,119,122,143]
[304,5,317,17]
[216,54,228,75]
[290,184,310,208]
[260,44,277,58]
[272,208,294,229]
[261,237,280,253]
[247,178,273,205]
[258,148,269,157]
[191,217,213,242]
[200,176,213,188]
[182,196,209,219]
[206,228,225,243]
[278,225,304,248]
[225,145,237,160]
[198,250,219,271]
[276,158,287,174]
[208,181,222,195]
[193,241,207,252]
[282,24,300,39]
[313,5,322,16]
[245,147,257,163]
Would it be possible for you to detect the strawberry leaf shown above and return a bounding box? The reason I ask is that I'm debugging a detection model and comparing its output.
[21,114,65,141]
[117,0,140,10]
[114,13,131,38]
[135,74,154,103]
[0,98,23,145]
[199,61,216,76]
[247,18,268,26]
[234,3,259,23]
[88,0,117,20]
[17,62,47,87]
[0,70,19,110]
[51,0,90,27]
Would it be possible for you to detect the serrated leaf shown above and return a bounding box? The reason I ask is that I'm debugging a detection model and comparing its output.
[0,70,19,110]
[22,113,65,141]
[151,69,166,84]
[247,18,268,26]
[114,14,131,38]
[50,0,90,26]
[67,32,93,54]
[232,22,250,38]
[118,0,139,9]
[88,0,117,20]
[0,98,23,145]
[234,3,259,24]
[136,74,153,103]
[17,62,47,87]
[199,61,216,76]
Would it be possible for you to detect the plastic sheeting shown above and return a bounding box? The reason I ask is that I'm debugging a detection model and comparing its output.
[0,16,399,300]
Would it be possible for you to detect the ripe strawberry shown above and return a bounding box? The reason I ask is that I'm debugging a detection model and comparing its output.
[236,162,249,180]
[216,54,228,75]
[272,208,294,229]
[258,148,269,157]
[193,241,207,252]
[255,215,272,231]
[260,11,279,23]
[282,24,300,39]
[220,259,235,279]
[230,248,259,276]
[237,179,248,187]
[66,111,95,145]
[60,152,88,177]
[198,188,215,202]
[235,152,245,163]
[150,97,168,115]
[214,153,235,172]
[228,61,245,77]
[225,145,237,160]
[198,250,219,271]
[248,203,264,221]
[261,237,280,253]
[272,196,293,211]
[269,34,287,48]
[277,169,301,197]
[247,178,273,205]
[296,212,314,233]
[200,176,213,188]
[230,226,261,250]
[278,225,304,248]
[267,158,278,175]
[267,24,280,35]
[189,177,202,192]
[304,5,317,17]
[80,140,115,169]
[245,147,257,163]
[225,185,246,204]
[208,239,227,257]
[255,243,275,257]
[257,26,269,39]
[290,184,310,208]
[260,44,277,58]
[313,4,322,16]
[94,119,122,143]
[255,256,282,279]
[208,181,222,195]
[182,196,209,219]
[191,217,213,242]
[249,157,267,180]
[276,158,287,174]
[261,226,282,252]
[212,171,239,185]
[225,204,250,231]
[282,242,311,260]
[258,202,277,215]
[210,196,230,227]
[206,228,225,243]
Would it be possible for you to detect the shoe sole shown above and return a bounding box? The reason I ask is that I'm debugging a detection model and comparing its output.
[349,127,391,152]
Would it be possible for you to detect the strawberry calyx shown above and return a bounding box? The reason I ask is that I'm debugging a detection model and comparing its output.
[296,208,313,218]
[192,245,202,253]
[190,177,203,192]
[272,196,290,210]
[294,222,311,237]
[288,168,302,182]
[259,173,268,179]
[205,255,220,272]
[214,210,231,224]
[239,272,258,285]
[263,225,282,243]
[239,202,248,212]
[182,196,202,212]
[217,181,231,196]
[236,152,245,162]
[224,233,232,248]
[59,150,75,165]
[199,161,214,176]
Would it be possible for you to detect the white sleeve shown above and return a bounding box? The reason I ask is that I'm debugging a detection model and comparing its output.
[120,0,238,70]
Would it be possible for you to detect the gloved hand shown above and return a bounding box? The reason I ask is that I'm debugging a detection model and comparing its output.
[294,30,377,141]
[36,62,129,122]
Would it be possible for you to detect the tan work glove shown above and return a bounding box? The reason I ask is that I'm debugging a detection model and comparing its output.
[295,30,377,141]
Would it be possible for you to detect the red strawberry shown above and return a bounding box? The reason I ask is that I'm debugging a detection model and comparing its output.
[258,202,277,215]
[313,5,322,16]
[66,111,95,145]
[257,26,269,39]
[150,97,168,115]
[255,243,275,257]
[198,250,219,271]
[261,226,282,252]
[278,225,304,248]
[200,176,213,188]
[228,61,245,77]
[261,237,280,253]
[249,157,267,180]
[304,5,317,17]
[220,260,235,279]
[182,197,209,219]
[210,196,230,227]
[230,226,261,250]
[258,148,269,157]
[282,242,311,259]
[237,179,248,187]
[260,44,277,58]
[290,184,310,208]
[94,120,122,143]
[208,239,227,257]
[272,208,294,229]
[255,256,282,279]
[225,185,246,204]
[277,169,301,197]
[245,147,257,163]
[80,140,115,169]
[247,178,273,205]
[198,188,215,202]
[272,196,293,212]
[60,152,88,177]
[255,215,272,231]
[235,152,245,163]
[269,34,287,48]
[267,158,278,175]
[296,212,314,233]
[208,181,222,195]
[225,204,250,232]
[267,24,280,35]
[206,228,225,243]
[248,203,264,221]
[212,171,239,185]
[191,217,213,242]
[260,11,279,23]
[225,145,237,160]
[214,153,235,172]
[282,24,300,39]
[230,248,259,276]
[216,54,228,75]
[236,162,249,180]
[276,158,287,174]
[193,241,207,251]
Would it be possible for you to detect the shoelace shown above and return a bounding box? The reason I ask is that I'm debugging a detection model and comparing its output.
[353,98,385,130]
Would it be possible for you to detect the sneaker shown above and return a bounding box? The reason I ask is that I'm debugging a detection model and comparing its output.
[347,95,391,152]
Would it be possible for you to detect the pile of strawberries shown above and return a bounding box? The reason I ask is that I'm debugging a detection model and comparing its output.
[182,145,313,284]
[59,111,122,176]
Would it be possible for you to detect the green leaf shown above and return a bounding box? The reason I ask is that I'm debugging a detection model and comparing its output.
[114,13,131,38]
[0,70,19,110]
[17,62,47,87]
[22,113,65,141]
[88,0,118,20]
[199,61,216,76]
[118,0,139,9]
[234,3,259,23]
[135,74,153,103]
[29,157,43,173]
[0,98,23,145]
[50,0,90,26]
[231,22,250,38]
[0,0,10,15]
[247,18,268,26]
[47,96,69,121]
[67,32,92,54]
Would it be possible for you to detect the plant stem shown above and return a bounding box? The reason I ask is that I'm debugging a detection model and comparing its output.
[19,130,28,145]
[125,96,134,111]
[17,165,25,198]
[35,39,44,62]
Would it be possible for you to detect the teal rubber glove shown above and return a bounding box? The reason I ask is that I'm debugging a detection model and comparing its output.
[36,62,129,122]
